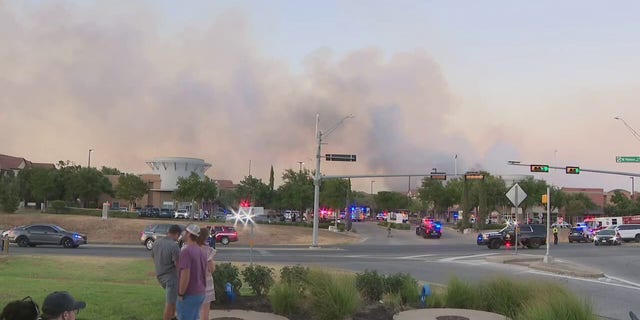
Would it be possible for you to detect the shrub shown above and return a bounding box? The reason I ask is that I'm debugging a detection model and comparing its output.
[425,290,444,308]
[241,264,275,297]
[480,278,533,318]
[108,211,138,219]
[49,200,67,213]
[518,284,597,320]
[65,207,102,217]
[355,270,385,302]
[280,265,310,294]
[213,263,242,304]
[269,282,302,317]
[443,277,481,309]
[381,292,403,314]
[307,270,361,320]
[398,275,420,307]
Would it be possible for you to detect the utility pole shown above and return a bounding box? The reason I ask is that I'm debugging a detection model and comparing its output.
[312,114,353,248]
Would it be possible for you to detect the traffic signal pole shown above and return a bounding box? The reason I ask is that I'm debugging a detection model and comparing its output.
[544,187,551,263]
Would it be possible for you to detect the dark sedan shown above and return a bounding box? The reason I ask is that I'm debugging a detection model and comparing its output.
[593,229,621,246]
[5,224,87,248]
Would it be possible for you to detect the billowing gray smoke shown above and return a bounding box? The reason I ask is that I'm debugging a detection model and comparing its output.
[0,2,491,192]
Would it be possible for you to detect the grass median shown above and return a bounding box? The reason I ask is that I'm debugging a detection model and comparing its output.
[0,255,165,320]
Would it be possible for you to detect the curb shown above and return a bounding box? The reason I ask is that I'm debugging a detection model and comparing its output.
[485,255,604,278]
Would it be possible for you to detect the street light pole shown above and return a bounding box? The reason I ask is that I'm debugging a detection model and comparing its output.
[298,161,304,172]
[87,149,94,168]
[632,177,635,200]
[312,114,353,248]
[614,117,640,143]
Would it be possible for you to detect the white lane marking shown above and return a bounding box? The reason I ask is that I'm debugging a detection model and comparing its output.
[399,254,438,260]
[257,249,273,256]
[438,253,498,262]
[603,275,640,289]
[527,270,640,291]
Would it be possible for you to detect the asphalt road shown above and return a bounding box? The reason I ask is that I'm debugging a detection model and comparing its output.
[6,221,640,320]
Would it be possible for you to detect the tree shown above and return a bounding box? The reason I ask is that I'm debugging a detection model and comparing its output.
[418,178,446,215]
[52,160,82,202]
[604,190,638,216]
[517,177,549,216]
[174,172,218,211]
[275,168,314,212]
[320,179,350,210]
[235,175,271,207]
[374,191,409,211]
[0,171,20,213]
[100,166,122,175]
[563,193,596,220]
[29,167,57,210]
[217,189,237,208]
[268,165,275,191]
[115,174,149,210]
[67,168,113,207]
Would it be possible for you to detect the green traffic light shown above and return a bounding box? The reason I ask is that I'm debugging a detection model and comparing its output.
[530,164,550,173]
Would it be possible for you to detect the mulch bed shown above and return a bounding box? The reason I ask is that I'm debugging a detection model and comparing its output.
[215,296,396,320]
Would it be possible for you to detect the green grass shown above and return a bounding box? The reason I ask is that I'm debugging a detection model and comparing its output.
[0,256,164,320]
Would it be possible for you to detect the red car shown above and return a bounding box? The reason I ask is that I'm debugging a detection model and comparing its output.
[212,226,238,245]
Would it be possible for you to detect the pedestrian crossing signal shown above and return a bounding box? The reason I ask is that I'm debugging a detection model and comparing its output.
[565,166,580,174]
[530,164,549,173]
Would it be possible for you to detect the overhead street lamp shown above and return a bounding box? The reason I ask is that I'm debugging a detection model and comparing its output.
[88,148,94,168]
[614,116,640,144]
[312,114,354,248]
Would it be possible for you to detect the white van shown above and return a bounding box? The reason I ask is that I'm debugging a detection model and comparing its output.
[615,224,640,242]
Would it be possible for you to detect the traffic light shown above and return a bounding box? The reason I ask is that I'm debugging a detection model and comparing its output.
[530,164,550,173]
[430,172,447,180]
[541,194,548,204]
[566,166,581,174]
[464,172,484,180]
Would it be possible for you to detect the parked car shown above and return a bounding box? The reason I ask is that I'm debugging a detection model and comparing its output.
[593,229,622,246]
[158,208,174,219]
[137,207,159,218]
[614,224,640,242]
[140,224,185,250]
[568,227,590,243]
[211,226,238,245]
[4,224,87,248]
[174,209,190,219]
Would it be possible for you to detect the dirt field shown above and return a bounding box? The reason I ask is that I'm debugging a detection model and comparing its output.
[0,212,363,246]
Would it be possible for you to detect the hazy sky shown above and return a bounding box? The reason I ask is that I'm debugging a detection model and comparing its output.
[2,0,640,193]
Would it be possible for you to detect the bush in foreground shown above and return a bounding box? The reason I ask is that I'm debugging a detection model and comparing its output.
[213,263,242,304]
[241,264,275,297]
[269,282,303,317]
[356,269,385,302]
[307,270,361,320]
[517,283,597,320]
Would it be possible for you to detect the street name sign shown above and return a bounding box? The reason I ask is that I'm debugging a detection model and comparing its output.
[325,154,357,162]
[616,156,640,163]
[506,183,527,207]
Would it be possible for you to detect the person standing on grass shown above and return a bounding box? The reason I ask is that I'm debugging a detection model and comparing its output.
[196,227,217,320]
[177,224,207,320]
[151,224,182,320]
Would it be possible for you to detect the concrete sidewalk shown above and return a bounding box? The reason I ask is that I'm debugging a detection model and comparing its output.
[210,309,288,320]
[395,308,508,320]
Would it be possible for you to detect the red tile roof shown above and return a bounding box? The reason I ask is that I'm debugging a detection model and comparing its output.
[0,154,27,170]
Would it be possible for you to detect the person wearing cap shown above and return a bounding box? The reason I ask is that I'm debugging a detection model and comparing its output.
[176,224,207,320]
[151,224,182,320]
[40,291,85,320]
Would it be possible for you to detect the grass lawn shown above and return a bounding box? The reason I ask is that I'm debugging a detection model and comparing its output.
[0,255,165,320]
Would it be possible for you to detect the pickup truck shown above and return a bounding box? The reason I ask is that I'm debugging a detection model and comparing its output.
[477,224,547,249]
